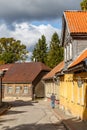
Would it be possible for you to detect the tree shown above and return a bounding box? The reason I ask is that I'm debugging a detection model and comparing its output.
[80,0,87,10]
[0,37,28,64]
[31,35,48,64]
[47,32,64,68]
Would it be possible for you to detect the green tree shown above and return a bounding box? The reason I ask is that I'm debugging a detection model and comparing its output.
[31,35,48,64]
[80,0,87,10]
[0,37,28,64]
[47,32,64,68]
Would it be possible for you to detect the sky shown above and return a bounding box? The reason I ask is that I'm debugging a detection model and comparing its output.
[0,0,82,61]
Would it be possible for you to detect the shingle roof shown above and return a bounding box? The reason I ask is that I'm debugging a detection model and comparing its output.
[68,49,87,68]
[0,64,13,71]
[0,62,50,83]
[64,11,87,34]
[43,61,64,80]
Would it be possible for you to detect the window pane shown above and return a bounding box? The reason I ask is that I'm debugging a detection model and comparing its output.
[16,86,20,94]
[67,45,69,61]
[70,43,72,59]
[24,86,28,94]
[7,86,12,94]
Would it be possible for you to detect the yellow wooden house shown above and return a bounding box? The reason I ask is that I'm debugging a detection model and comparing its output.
[43,61,64,104]
[57,11,87,120]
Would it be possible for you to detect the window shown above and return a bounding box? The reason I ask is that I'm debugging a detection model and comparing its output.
[67,45,69,61]
[70,43,72,60]
[24,86,28,94]
[7,86,13,94]
[15,86,21,94]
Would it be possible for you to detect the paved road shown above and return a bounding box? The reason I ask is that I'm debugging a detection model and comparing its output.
[0,99,67,130]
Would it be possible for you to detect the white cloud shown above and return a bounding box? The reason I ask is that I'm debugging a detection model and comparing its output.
[0,22,61,61]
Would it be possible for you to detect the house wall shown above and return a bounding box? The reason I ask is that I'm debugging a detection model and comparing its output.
[72,40,87,60]
[3,83,32,100]
[63,23,87,69]
[60,73,87,120]
[35,81,45,98]
[32,71,50,97]
[60,14,87,120]
[44,79,60,104]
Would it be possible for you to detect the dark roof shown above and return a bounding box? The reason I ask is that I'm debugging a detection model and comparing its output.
[0,62,50,83]
[0,64,13,71]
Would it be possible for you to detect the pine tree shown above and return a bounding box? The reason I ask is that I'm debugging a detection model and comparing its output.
[31,35,48,64]
[47,32,64,68]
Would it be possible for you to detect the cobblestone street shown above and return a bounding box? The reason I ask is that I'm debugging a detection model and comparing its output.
[0,100,67,130]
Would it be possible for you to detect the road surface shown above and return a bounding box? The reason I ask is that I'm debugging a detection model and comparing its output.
[0,99,67,130]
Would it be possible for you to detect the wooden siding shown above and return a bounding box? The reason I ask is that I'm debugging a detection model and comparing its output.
[44,80,60,101]
[60,73,87,120]
[3,83,32,99]
[72,40,87,60]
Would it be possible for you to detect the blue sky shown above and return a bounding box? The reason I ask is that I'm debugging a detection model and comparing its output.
[0,0,82,61]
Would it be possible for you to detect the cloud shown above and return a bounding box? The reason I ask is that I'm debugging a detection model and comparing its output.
[0,0,82,23]
[0,0,82,61]
[0,22,61,61]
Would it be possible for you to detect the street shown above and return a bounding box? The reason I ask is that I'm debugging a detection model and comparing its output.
[0,99,67,130]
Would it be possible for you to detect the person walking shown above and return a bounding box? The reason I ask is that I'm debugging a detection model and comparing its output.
[50,93,56,108]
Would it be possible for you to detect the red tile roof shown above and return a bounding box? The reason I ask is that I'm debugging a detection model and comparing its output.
[64,11,87,34]
[0,62,50,83]
[0,64,13,71]
[43,61,64,80]
[68,49,87,68]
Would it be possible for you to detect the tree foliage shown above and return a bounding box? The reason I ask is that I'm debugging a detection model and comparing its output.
[0,37,28,64]
[31,33,64,68]
[47,32,64,68]
[31,35,48,64]
[80,0,87,10]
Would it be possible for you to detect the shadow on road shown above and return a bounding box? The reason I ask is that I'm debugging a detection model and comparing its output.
[5,110,27,115]
[8,100,35,107]
[0,119,16,123]
[1,122,63,130]
[0,119,16,126]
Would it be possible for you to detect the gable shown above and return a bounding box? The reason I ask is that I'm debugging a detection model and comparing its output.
[61,11,87,46]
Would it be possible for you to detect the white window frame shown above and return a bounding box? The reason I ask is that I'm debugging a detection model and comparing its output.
[67,45,69,61]
[70,43,72,60]
[24,86,28,94]
[15,86,21,94]
[7,86,13,94]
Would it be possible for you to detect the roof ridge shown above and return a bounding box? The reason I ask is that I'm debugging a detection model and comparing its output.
[64,10,87,12]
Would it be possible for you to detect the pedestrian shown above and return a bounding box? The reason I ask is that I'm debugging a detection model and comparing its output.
[50,93,56,108]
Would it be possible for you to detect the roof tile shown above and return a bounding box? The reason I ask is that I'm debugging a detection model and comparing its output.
[64,11,87,34]
[43,61,64,79]
[0,62,50,83]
